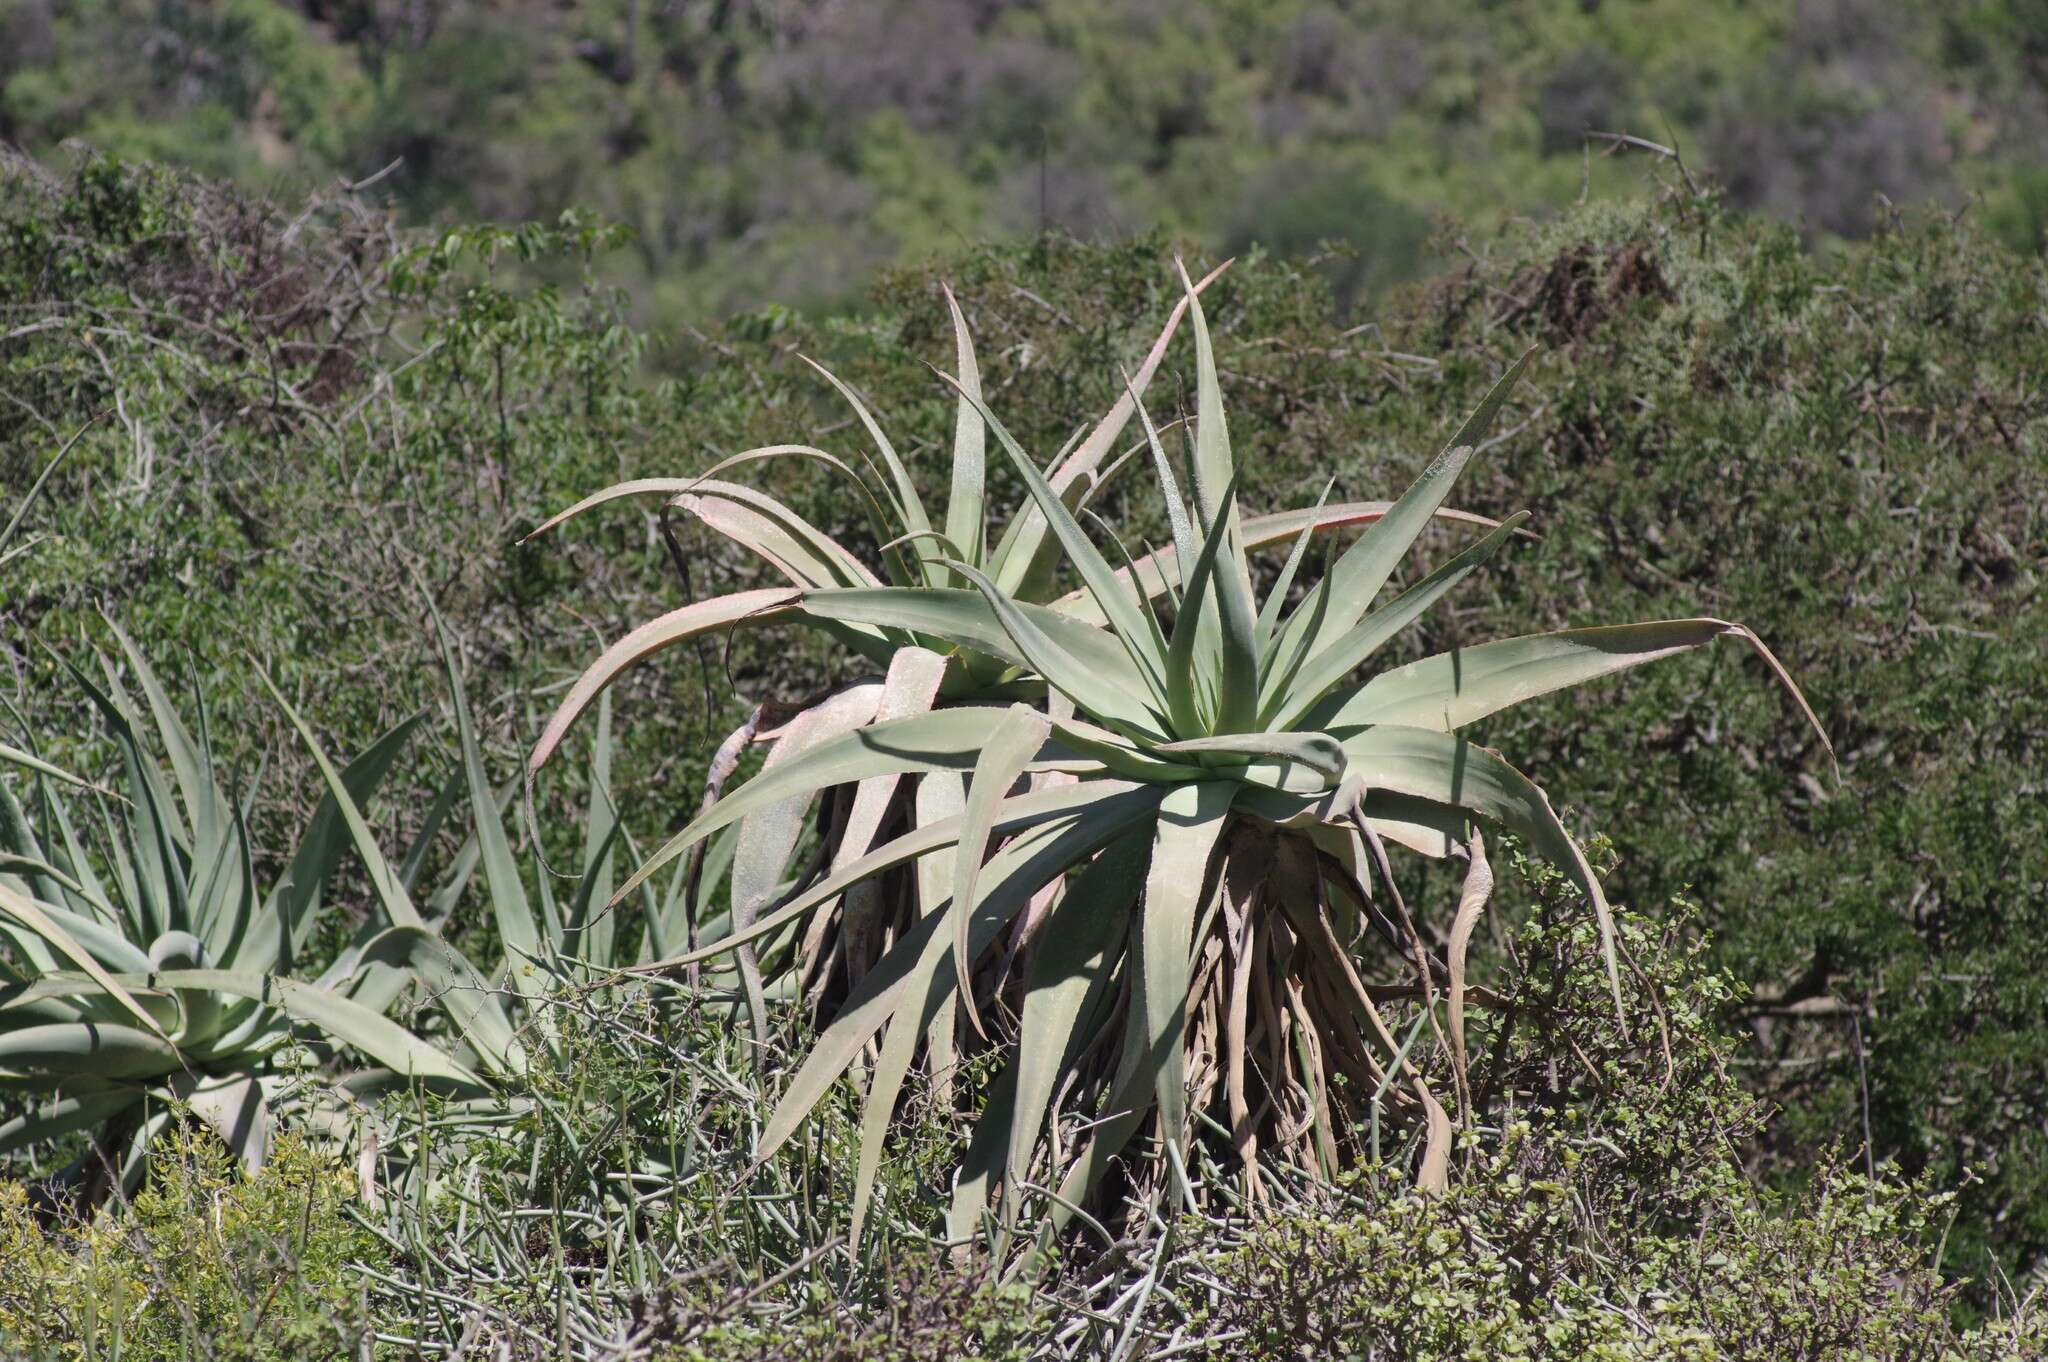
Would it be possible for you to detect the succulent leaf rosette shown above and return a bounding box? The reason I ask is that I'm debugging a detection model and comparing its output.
[530,264,1829,1247]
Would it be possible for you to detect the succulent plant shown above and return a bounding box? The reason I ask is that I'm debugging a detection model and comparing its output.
[531,264,1829,1248]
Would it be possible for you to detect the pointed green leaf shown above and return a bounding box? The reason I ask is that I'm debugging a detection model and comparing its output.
[1265,513,1529,728]
[940,283,987,574]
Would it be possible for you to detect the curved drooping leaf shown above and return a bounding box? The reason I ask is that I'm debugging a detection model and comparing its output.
[528,588,802,786]
[1339,725,1624,1016]
[800,356,936,578]
[674,485,883,592]
[1319,618,1834,761]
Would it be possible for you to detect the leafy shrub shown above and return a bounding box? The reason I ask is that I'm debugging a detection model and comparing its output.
[1190,859,2044,1360]
[0,1127,379,1360]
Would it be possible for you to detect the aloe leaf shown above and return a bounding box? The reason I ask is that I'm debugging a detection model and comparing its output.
[1265,513,1529,728]
[833,648,950,1002]
[915,769,965,1105]
[990,262,1230,595]
[1058,260,1231,486]
[940,283,987,575]
[939,566,1171,742]
[730,683,885,927]
[266,711,426,970]
[175,1072,271,1172]
[0,1087,138,1155]
[938,374,1171,702]
[1165,491,1237,735]
[259,673,423,932]
[1139,781,1234,1192]
[355,926,525,1077]
[800,356,936,577]
[0,884,166,1037]
[0,743,112,796]
[1175,263,1261,732]
[1005,826,1146,1217]
[1153,732,1348,785]
[752,792,1159,1167]
[523,445,898,557]
[730,681,886,1045]
[436,618,543,1003]
[1280,349,1536,670]
[849,899,953,1248]
[141,968,489,1092]
[1049,500,1515,624]
[104,621,220,852]
[640,780,1147,972]
[799,588,1158,731]
[1255,478,1334,648]
[1339,725,1624,1019]
[1318,618,1834,760]
[613,706,1057,910]
[951,705,1050,1037]
[527,588,801,786]
[61,650,183,939]
[672,481,884,591]
[832,650,949,878]
[0,1020,180,1077]
[1125,374,1197,593]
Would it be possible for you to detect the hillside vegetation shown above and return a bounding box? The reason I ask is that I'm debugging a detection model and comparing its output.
[2,148,2045,1353]
[6,0,2048,319]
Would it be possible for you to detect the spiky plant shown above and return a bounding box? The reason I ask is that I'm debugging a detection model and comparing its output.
[523,270,1505,1051]
[534,264,1828,1248]
[0,630,485,1197]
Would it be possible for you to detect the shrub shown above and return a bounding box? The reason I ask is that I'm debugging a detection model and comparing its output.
[0,1127,379,1360]
[1189,858,2044,1361]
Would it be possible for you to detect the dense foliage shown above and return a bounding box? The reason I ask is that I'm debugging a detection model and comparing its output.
[3,149,2044,1351]
[5,0,2048,318]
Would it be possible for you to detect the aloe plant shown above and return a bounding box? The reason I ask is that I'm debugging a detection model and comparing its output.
[524,271,1505,1051]
[532,263,1830,1248]
[0,630,491,1197]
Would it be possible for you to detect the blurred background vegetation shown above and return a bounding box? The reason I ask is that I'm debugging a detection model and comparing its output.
[6,0,2048,321]
[3,0,2045,1321]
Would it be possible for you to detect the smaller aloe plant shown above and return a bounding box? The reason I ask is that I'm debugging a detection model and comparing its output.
[0,629,482,1196]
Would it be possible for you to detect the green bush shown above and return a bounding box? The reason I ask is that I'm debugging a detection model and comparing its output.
[0,1128,380,1360]
[1191,855,2044,1360]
